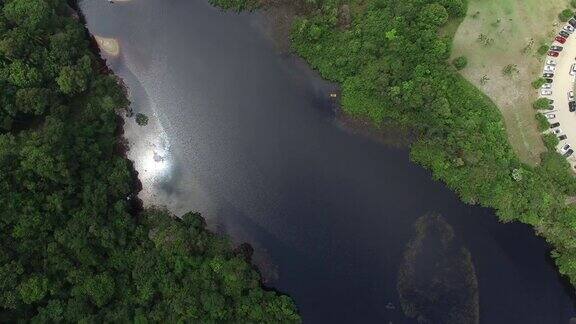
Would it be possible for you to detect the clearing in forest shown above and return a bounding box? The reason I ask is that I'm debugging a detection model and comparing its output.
[451,0,570,165]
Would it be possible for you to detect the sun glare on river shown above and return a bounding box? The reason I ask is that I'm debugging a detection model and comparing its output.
[137,129,172,184]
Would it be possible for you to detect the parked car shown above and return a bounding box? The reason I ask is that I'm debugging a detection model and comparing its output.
[551,45,564,51]
[545,113,556,119]
[546,59,557,65]
[570,18,576,27]
[548,51,560,57]
[564,149,574,157]
[551,122,561,128]
[554,128,563,135]
[543,72,554,78]
[559,134,568,141]
[562,144,571,153]
[545,78,553,83]
[570,64,576,76]
[542,83,552,89]
[569,90,575,101]
[544,64,556,72]
[560,30,570,38]
[564,25,575,33]
[570,101,576,112]
[542,89,552,95]
[556,36,567,44]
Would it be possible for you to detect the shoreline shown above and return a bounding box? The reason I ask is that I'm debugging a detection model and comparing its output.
[70,0,145,216]
[73,0,298,302]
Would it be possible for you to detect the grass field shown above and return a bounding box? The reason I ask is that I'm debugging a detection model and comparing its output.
[451,0,571,165]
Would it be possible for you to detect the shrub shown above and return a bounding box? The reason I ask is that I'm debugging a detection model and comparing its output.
[537,44,549,55]
[559,9,574,22]
[452,56,467,70]
[536,113,550,131]
[533,98,552,110]
[136,112,149,126]
[543,132,560,151]
[532,78,547,89]
[572,0,576,9]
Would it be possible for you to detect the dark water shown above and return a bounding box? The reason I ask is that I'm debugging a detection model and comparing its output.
[80,0,576,322]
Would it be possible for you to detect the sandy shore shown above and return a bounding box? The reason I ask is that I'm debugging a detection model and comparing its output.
[94,35,120,57]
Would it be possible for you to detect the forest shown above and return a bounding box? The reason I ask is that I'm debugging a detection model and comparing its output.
[0,0,299,321]
[213,0,576,287]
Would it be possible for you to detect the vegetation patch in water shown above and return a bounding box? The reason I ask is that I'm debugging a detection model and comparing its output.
[398,214,479,324]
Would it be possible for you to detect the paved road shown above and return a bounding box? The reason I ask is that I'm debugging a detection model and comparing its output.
[541,27,576,168]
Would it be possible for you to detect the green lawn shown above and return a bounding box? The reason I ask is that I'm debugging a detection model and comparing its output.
[451,0,571,165]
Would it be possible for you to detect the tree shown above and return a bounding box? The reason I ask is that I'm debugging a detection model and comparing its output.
[559,8,574,22]
[18,276,48,304]
[56,55,92,95]
[8,61,42,88]
[537,44,550,55]
[420,3,449,27]
[535,113,550,131]
[532,77,547,89]
[15,88,50,115]
[3,0,54,32]
[136,113,149,126]
[533,97,552,109]
[452,56,467,70]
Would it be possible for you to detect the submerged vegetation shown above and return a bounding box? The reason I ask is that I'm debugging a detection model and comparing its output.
[0,0,299,321]
[215,0,576,287]
[398,214,479,324]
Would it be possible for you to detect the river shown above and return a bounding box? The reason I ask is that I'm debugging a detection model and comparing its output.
[80,0,576,322]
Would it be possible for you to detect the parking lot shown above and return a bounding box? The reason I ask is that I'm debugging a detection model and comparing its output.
[540,19,576,168]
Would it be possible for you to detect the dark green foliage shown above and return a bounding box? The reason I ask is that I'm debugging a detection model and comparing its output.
[288,0,576,286]
[533,97,552,109]
[135,112,148,126]
[572,0,576,9]
[560,8,574,22]
[532,77,546,89]
[452,56,467,70]
[209,0,260,11]
[543,132,560,151]
[535,113,550,131]
[0,0,299,321]
[537,44,550,55]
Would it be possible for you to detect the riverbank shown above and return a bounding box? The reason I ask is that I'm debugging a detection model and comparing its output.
[214,0,576,290]
[79,0,576,320]
[73,0,301,318]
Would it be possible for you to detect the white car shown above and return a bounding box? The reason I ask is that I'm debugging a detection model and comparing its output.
[571,64,576,76]
[565,25,575,33]
[546,59,557,66]
[545,113,556,119]
[542,83,552,89]
[569,91,575,101]
[561,144,571,153]
[542,89,552,95]
[544,65,556,72]
[554,128,563,135]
